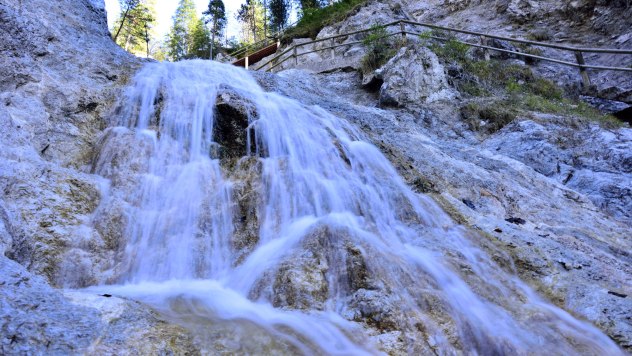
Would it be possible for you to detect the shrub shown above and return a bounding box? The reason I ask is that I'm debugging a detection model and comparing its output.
[461,101,517,133]
[527,30,552,41]
[282,0,368,40]
[360,24,396,73]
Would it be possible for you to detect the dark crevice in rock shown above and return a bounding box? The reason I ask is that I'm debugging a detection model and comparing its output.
[212,87,258,168]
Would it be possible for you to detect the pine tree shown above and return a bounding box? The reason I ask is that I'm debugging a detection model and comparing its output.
[236,0,266,44]
[268,0,289,33]
[113,0,140,42]
[190,19,212,59]
[112,0,156,57]
[167,0,200,61]
[297,0,321,16]
[203,0,227,59]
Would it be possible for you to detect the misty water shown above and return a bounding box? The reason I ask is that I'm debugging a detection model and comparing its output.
[87,60,622,354]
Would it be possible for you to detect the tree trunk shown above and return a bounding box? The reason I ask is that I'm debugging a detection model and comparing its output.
[210,20,216,60]
[113,6,131,42]
[263,0,267,40]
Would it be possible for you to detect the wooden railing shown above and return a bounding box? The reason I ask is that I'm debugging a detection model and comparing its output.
[228,20,299,60]
[245,20,632,87]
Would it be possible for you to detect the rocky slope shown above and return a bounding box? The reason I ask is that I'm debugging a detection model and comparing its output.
[248,3,631,348]
[0,0,200,353]
[264,0,631,103]
[255,65,631,350]
[1,0,631,354]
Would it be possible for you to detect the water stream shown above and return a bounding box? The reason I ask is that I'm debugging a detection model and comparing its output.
[88,60,622,354]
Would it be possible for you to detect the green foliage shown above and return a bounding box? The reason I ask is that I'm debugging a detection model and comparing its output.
[522,95,622,128]
[167,0,198,60]
[111,0,156,57]
[460,101,517,134]
[269,0,290,32]
[526,29,552,41]
[203,0,227,59]
[237,0,267,44]
[454,57,623,129]
[167,0,212,61]
[190,19,212,59]
[360,25,396,74]
[283,0,368,40]
[430,38,469,63]
[297,0,322,14]
[418,30,469,63]
[526,77,563,100]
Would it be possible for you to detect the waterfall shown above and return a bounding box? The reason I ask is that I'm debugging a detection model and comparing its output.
[89,60,622,355]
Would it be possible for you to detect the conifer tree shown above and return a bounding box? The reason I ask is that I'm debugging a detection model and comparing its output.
[113,0,140,42]
[268,0,289,33]
[112,0,156,57]
[203,0,227,59]
[167,0,203,61]
[236,0,266,43]
[297,0,321,15]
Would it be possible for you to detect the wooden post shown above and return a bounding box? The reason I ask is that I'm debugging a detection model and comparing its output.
[245,56,249,70]
[293,46,297,66]
[331,38,335,59]
[399,21,407,44]
[574,51,591,89]
[480,35,490,61]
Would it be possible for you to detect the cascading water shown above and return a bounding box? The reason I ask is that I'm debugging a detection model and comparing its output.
[88,60,623,355]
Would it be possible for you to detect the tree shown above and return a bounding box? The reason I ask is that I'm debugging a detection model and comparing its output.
[297,0,321,16]
[236,0,266,44]
[190,19,212,59]
[113,0,140,42]
[268,0,289,33]
[166,0,199,61]
[203,0,227,60]
[112,0,156,57]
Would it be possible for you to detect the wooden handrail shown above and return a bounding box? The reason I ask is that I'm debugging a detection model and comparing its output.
[229,20,300,59]
[243,20,631,82]
[403,31,632,72]
[401,20,632,54]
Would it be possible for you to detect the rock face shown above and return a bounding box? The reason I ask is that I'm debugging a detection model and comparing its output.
[483,117,632,225]
[0,0,203,353]
[1,0,631,354]
[0,0,139,282]
[0,251,198,355]
[266,0,631,103]
[253,67,632,351]
[376,46,458,106]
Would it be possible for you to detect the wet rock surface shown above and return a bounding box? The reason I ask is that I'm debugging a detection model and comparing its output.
[253,68,632,351]
[214,87,258,165]
[0,0,140,283]
[0,256,198,355]
[1,0,631,354]
[0,0,206,354]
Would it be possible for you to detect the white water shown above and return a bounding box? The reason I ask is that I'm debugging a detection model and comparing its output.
[89,60,622,355]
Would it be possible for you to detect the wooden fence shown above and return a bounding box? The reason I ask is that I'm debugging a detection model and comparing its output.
[237,20,631,87]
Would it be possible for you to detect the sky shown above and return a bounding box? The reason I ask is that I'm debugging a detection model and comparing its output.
[104,0,243,41]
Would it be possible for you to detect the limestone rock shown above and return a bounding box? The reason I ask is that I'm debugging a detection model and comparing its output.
[253,68,632,351]
[214,87,258,164]
[506,0,542,23]
[0,0,140,285]
[0,256,198,355]
[376,46,458,107]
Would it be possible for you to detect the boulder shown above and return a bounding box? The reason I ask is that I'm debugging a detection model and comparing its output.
[376,46,458,107]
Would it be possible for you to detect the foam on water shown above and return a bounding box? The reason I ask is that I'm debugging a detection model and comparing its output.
[88,60,622,355]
